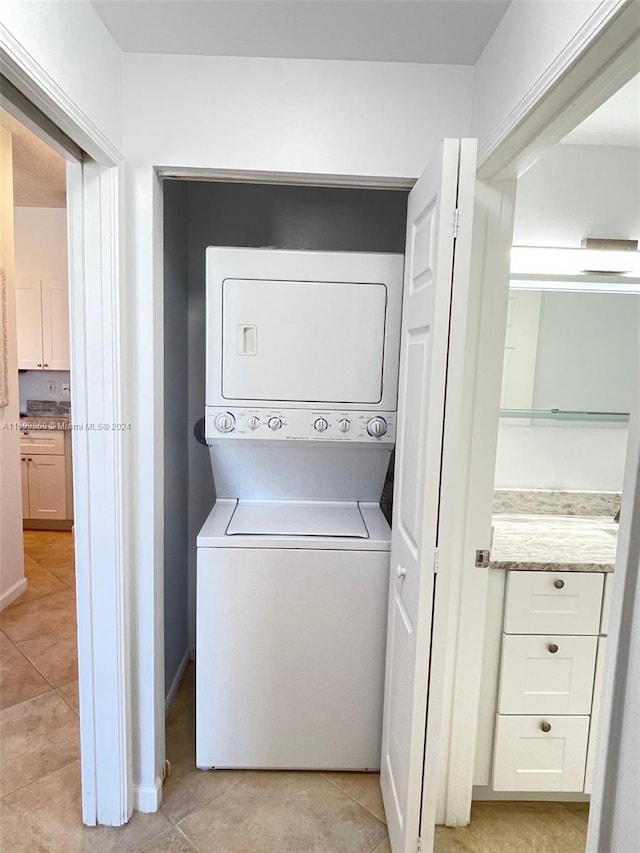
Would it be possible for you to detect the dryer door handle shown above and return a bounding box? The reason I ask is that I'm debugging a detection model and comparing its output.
[237,325,257,356]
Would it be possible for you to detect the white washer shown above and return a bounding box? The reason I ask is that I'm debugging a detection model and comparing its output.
[196,499,390,770]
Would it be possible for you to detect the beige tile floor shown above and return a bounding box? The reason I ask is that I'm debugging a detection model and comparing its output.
[0,532,589,852]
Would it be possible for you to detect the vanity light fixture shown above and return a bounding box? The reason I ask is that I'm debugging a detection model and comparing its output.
[511,245,640,277]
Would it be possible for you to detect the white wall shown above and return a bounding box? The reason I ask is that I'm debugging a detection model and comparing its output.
[14,206,68,280]
[124,54,473,177]
[471,0,606,156]
[0,128,26,610]
[495,423,628,491]
[1,0,122,153]
[513,145,640,246]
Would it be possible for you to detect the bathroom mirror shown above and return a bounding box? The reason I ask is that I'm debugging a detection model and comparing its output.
[500,279,640,421]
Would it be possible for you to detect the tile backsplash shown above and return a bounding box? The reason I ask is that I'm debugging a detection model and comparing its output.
[18,370,71,414]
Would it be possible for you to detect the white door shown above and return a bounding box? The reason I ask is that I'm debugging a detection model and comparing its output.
[380,139,477,853]
[41,279,71,370]
[15,279,43,369]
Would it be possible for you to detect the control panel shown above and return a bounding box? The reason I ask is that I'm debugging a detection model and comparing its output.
[205,407,396,443]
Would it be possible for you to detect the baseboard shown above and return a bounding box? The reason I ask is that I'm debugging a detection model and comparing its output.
[133,776,163,813]
[23,519,73,531]
[472,785,590,802]
[0,577,28,611]
[165,648,191,716]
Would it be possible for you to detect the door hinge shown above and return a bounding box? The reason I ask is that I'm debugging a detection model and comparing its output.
[453,208,460,238]
[475,548,491,568]
[433,548,439,574]
[417,837,424,853]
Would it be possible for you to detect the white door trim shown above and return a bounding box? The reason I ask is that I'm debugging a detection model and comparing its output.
[1,29,129,826]
[478,0,640,179]
[67,161,132,826]
[0,21,120,166]
[159,167,415,190]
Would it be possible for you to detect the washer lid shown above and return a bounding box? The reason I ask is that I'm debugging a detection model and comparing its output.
[226,500,369,538]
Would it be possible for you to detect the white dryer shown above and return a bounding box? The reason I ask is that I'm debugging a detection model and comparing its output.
[196,248,404,770]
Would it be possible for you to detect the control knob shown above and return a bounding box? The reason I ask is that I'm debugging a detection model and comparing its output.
[314,417,329,433]
[248,416,260,430]
[338,418,351,433]
[268,416,283,431]
[367,416,388,438]
[215,412,235,433]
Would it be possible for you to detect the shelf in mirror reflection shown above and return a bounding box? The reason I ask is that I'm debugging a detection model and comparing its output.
[500,408,630,423]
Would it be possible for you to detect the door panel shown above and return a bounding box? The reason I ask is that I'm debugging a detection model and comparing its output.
[28,455,66,518]
[41,279,70,370]
[380,139,467,853]
[15,279,42,369]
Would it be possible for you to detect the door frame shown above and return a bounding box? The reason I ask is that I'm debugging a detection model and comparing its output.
[0,29,130,827]
[433,1,640,830]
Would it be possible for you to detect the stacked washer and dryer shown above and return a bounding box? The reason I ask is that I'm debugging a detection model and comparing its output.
[196,247,404,771]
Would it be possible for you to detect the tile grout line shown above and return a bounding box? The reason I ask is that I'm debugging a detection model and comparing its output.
[319,772,388,827]
[0,631,59,711]
[165,813,203,852]
[164,773,247,828]
[0,756,80,802]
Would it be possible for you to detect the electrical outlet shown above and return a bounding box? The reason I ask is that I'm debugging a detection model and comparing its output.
[61,382,70,395]
[48,381,56,393]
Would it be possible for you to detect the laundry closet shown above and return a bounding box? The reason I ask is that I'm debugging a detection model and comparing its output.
[162,180,409,755]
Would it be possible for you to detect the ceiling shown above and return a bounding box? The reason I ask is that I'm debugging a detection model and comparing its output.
[561,74,640,147]
[0,109,66,207]
[92,0,511,65]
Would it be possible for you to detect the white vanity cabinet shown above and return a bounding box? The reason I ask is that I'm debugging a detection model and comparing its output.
[491,570,608,794]
[16,279,70,370]
[20,429,73,524]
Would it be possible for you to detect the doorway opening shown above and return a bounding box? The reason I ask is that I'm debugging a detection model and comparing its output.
[0,108,80,806]
[160,178,409,846]
[436,75,639,853]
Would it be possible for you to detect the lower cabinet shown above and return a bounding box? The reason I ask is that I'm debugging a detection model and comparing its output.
[20,429,71,523]
[21,455,67,519]
[491,570,608,795]
[493,714,590,792]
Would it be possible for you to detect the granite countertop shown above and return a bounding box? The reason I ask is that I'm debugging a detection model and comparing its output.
[20,414,71,428]
[491,513,618,572]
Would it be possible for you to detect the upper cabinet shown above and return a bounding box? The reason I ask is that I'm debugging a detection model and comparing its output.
[14,207,69,371]
[16,278,70,370]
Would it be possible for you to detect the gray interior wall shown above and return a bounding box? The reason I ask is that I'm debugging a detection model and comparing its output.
[185,180,408,648]
[163,180,190,700]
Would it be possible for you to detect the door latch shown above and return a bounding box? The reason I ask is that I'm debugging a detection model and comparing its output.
[475,549,491,568]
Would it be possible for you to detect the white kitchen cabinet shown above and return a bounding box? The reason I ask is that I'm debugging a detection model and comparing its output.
[504,571,604,635]
[26,455,67,518]
[498,634,598,715]
[493,714,589,792]
[20,429,70,522]
[15,278,70,370]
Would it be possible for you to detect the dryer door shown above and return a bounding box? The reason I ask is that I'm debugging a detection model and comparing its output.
[221,278,387,404]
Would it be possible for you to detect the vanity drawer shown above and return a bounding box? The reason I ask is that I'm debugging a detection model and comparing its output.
[498,634,597,715]
[19,429,64,455]
[504,572,604,635]
[493,714,589,792]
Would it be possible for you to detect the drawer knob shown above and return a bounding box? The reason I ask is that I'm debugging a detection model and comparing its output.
[554,579,565,589]
[27,457,33,462]
[548,643,559,654]
[541,722,552,733]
